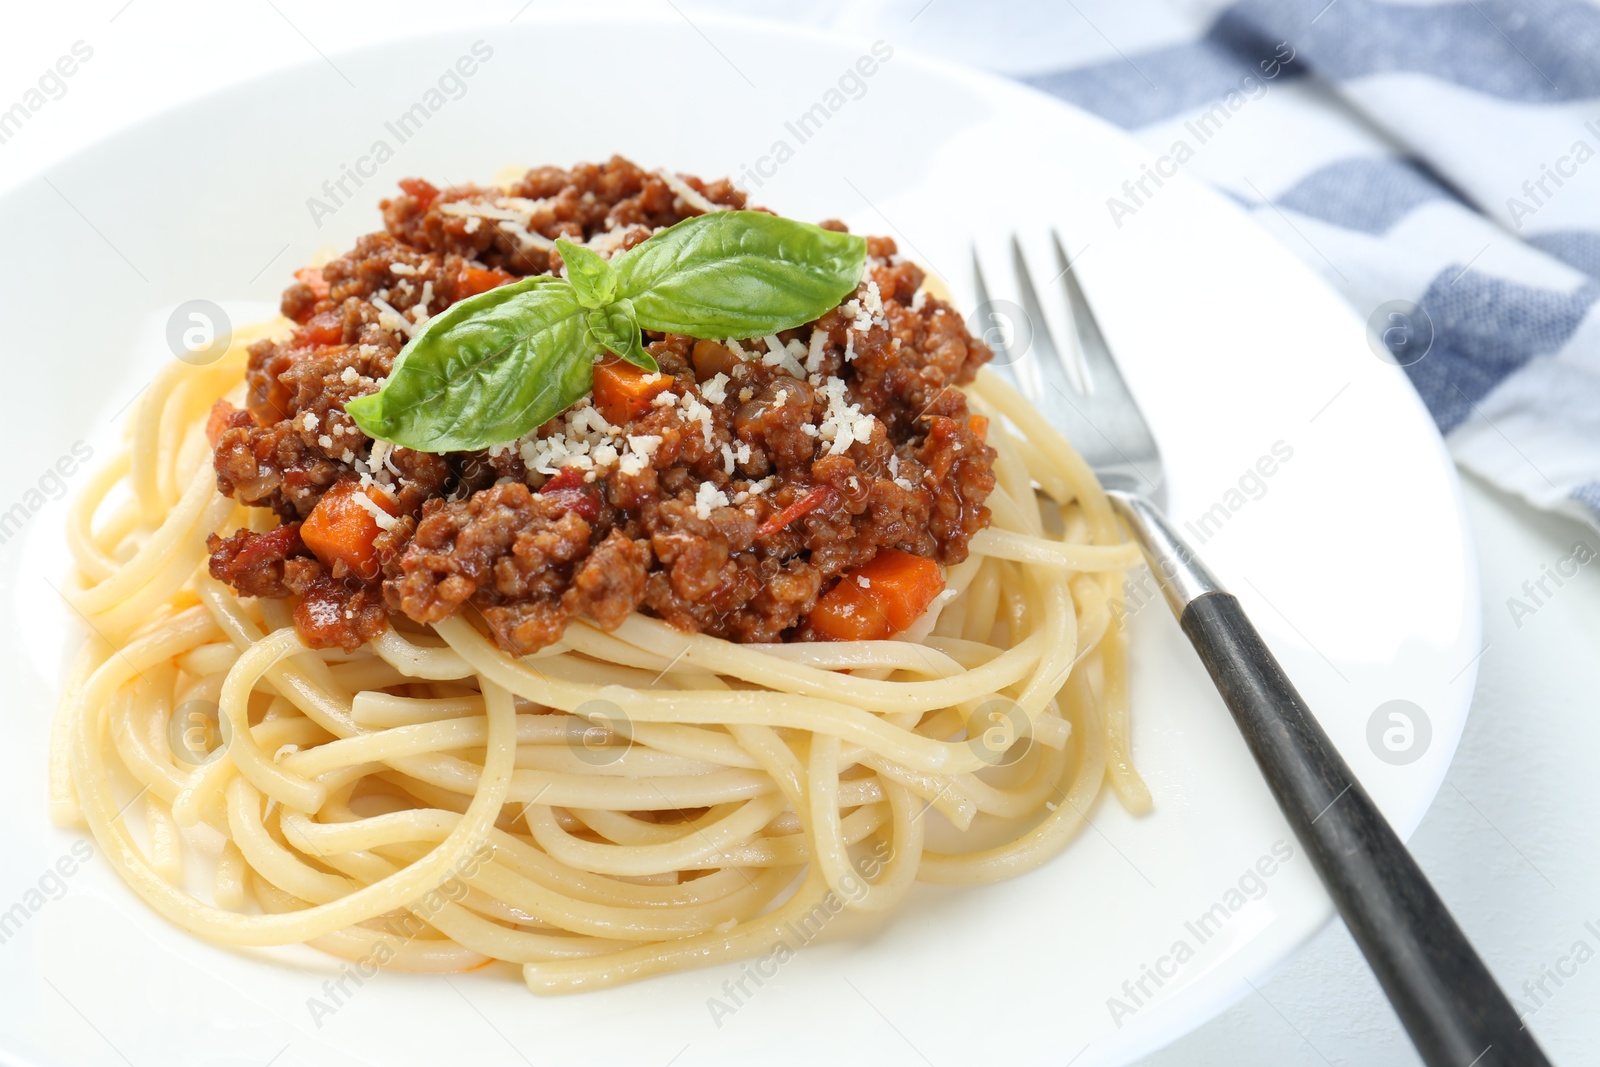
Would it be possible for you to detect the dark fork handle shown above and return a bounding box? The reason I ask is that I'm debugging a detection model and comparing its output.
[1109,491,1549,1067]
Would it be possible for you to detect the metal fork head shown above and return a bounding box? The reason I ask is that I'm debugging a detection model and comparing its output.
[971,232,1164,501]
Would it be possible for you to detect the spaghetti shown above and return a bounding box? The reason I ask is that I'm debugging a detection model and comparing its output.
[52,172,1149,995]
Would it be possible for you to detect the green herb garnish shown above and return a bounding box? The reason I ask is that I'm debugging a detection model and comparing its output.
[345,210,866,452]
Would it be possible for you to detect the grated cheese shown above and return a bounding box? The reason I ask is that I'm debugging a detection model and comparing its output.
[413,280,434,325]
[678,391,715,449]
[351,490,399,531]
[497,218,555,252]
[694,481,729,519]
[860,280,885,323]
[761,335,806,378]
[499,398,664,480]
[806,328,828,374]
[371,296,414,338]
[655,169,725,215]
[816,375,877,456]
[584,227,635,259]
[700,373,730,404]
[888,453,916,491]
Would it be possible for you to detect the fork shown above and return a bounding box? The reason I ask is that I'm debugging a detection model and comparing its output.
[973,234,1549,1067]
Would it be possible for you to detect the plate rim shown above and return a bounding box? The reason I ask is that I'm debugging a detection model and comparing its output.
[0,10,1481,1065]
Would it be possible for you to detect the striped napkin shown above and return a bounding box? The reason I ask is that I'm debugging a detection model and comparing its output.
[703,0,1600,525]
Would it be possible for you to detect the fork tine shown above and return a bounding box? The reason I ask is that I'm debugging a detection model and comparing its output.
[1046,230,1164,495]
[972,239,1108,466]
[970,244,1021,392]
[1014,232,1086,393]
[1052,231,1125,398]
[1005,236,1089,412]
[1007,235,1067,389]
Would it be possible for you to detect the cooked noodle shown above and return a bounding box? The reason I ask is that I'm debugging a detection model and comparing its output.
[52,319,1149,993]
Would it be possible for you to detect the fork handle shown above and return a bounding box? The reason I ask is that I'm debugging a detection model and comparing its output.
[1107,491,1548,1067]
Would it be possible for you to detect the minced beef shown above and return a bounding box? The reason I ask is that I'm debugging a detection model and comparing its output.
[207,156,996,653]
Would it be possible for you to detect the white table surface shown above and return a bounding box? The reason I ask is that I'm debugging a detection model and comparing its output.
[3,3,1596,1064]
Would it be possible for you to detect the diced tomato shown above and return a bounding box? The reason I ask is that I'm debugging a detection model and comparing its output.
[805,548,945,641]
[293,266,330,301]
[539,467,601,521]
[298,310,344,347]
[398,177,440,211]
[755,485,836,539]
[923,415,962,482]
[969,414,989,441]
[541,467,587,493]
[206,399,247,447]
[300,482,400,581]
[232,522,304,568]
[592,355,672,426]
[250,344,348,424]
[456,265,516,299]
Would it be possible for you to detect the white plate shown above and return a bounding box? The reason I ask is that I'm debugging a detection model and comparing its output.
[0,11,1479,1067]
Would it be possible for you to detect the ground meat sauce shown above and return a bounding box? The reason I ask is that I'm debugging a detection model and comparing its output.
[207,156,997,654]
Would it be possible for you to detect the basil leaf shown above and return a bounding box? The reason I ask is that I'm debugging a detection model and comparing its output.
[345,276,594,452]
[585,298,655,371]
[556,238,619,309]
[614,211,867,337]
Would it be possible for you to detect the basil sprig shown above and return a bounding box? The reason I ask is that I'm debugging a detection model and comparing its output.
[345,210,867,453]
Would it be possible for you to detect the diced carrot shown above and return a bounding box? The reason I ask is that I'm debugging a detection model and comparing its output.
[756,485,836,539]
[806,548,945,641]
[592,355,671,426]
[298,310,343,347]
[398,177,440,211]
[300,482,399,581]
[969,414,989,441]
[293,266,330,301]
[457,265,516,299]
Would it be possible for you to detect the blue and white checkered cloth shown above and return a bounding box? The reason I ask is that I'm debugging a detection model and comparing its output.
[706,0,1600,524]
